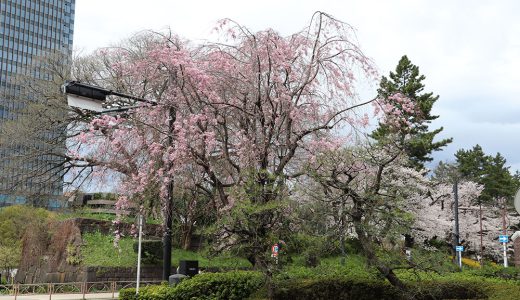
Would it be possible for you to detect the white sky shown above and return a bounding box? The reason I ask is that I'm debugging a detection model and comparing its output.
[74,0,520,171]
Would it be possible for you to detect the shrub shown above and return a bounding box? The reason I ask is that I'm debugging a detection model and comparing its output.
[484,283,520,300]
[272,277,490,300]
[303,251,319,268]
[273,278,401,300]
[119,283,177,300]
[119,271,264,300]
[410,281,486,300]
[485,266,520,280]
[119,288,137,300]
[285,234,344,258]
[173,270,264,300]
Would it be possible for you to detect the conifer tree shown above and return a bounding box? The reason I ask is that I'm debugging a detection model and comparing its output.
[372,55,452,170]
[455,145,517,203]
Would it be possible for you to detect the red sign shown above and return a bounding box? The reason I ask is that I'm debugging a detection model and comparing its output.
[271,244,279,257]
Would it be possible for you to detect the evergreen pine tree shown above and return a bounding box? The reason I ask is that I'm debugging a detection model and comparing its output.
[454,144,488,179]
[455,145,517,204]
[372,55,452,170]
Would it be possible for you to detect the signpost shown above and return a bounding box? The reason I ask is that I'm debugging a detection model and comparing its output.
[499,235,509,267]
[455,246,463,269]
[499,235,509,243]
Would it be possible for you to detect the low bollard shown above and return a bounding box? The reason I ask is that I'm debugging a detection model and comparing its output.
[168,274,187,286]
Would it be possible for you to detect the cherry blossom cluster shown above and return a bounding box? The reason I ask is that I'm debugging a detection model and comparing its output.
[375,93,421,131]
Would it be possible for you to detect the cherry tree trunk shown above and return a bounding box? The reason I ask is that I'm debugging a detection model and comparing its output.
[351,210,406,290]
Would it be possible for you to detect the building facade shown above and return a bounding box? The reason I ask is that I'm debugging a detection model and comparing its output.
[0,0,75,209]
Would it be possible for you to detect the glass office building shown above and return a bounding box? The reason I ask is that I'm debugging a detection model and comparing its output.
[0,0,75,208]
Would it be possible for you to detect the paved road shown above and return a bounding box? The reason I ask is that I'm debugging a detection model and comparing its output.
[0,293,119,300]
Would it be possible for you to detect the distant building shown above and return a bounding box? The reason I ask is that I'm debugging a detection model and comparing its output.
[0,0,75,209]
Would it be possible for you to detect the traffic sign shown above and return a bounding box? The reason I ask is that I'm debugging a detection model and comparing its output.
[499,235,509,243]
[271,244,279,257]
[455,246,464,252]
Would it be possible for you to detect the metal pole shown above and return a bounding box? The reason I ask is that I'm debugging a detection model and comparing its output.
[479,203,483,267]
[136,214,143,294]
[162,107,175,280]
[458,251,462,269]
[453,180,461,269]
[501,199,508,267]
[503,242,508,267]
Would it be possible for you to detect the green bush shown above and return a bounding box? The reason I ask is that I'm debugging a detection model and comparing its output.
[119,271,264,300]
[120,271,518,300]
[409,281,486,300]
[119,288,137,300]
[484,283,520,300]
[285,234,343,257]
[273,278,401,300]
[473,265,520,280]
[133,239,163,265]
[272,278,490,300]
[119,283,175,300]
[173,270,264,300]
[303,251,320,268]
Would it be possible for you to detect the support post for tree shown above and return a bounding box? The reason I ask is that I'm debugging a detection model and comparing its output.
[162,107,175,280]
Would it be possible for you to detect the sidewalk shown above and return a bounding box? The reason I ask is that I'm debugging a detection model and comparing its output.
[0,293,119,300]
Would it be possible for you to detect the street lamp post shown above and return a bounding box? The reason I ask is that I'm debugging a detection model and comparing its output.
[62,81,175,281]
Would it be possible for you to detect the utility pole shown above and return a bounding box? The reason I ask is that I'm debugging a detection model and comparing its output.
[453,179,461,269]
[479,202,483,267]
[501,198,508,267]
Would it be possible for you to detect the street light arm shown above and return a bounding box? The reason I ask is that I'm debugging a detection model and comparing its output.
[62,81,158,106]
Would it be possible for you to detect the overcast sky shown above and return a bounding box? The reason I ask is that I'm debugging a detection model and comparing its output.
[74,0,520,172]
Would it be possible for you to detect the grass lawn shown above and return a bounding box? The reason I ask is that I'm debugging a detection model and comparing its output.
[58,209,162,224]
[81,232,252,269]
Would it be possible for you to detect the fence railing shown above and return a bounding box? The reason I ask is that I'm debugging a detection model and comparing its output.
[0,281,161,299]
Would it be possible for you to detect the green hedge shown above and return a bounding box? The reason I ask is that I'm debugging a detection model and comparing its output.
[119,271,264,300]
[272,278,491,300]
[410,281,486,300]
[273,278,401,300]
[121,274,518,300]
